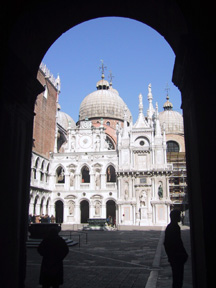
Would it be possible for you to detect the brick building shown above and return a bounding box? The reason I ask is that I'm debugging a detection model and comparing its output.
[30,64,60,217]
[33,65,59,158]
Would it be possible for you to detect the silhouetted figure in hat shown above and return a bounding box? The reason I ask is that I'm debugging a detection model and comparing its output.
[164,209,188,288]
[38,228,69,288]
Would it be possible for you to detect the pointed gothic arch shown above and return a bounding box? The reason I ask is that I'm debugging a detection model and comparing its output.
[81,165,90,183]
[56,166,65,183]
[55,200,64,223]
[80,200,89,223]
[106,164,116,183]
[106,200,116,225]
[45,163,50,182]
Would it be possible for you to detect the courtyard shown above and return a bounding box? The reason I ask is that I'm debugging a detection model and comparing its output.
[25,227,192,288]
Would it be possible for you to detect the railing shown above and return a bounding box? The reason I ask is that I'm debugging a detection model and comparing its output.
[59,231,88,248]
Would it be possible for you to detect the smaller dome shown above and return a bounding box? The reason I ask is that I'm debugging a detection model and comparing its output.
[57,111,76,130]
[96,78,109,90]
[163,95,173,110]
[159,110,184,134]
[159,94,183,134]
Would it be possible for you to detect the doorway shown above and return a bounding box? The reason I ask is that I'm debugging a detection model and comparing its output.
[106,200,116,225]
[80,200,89,223]
[55,200,64,223]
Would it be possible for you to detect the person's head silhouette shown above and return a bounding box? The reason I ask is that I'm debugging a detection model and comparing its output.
[170,209,181,223]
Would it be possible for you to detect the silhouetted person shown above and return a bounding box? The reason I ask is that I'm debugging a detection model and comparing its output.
[164,209,188,288]
[37,228,69,288]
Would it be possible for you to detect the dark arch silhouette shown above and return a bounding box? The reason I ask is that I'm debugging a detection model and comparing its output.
[1,1,215,287]
[106,165,116,182]
[81,166,90,183]
[106,200,116,223]
[55,200,64,223]
[80,200,89,223]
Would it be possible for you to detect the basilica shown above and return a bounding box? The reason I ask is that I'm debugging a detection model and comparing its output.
[29,63,186,228]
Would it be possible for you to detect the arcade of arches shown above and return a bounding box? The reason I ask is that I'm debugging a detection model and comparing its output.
[1,1,216,287]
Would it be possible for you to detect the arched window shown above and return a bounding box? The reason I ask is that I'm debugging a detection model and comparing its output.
[81,166,90,183]
[33,158,39,179]
[33,168,37,180]
[43,84,48,98]
[56,166,65,183]
[167,141,180,152]
[45,164,50,183]
[105,136,115,150]
[40,197,45,215]
[40,160,45,181]
[106,165,116,182]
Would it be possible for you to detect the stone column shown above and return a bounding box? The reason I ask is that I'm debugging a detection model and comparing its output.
[132,176,135,198]
[152,205,156,225]
[118,205,122,224]
[151,177,155,199]
[65,172,70,190]
[89,201,94,219]
[101,173,106,189]
[50,204,55,219]
[29,201,34,215]
[116,204,119,225]
[35,203,40,216]
[75,203,80,224]
[117,175,121,198]
[63,202,68,223]
[75,173,80,190]
[132,204,136,225]
[90,173,94,190]
[166,176,170,199]
[101,203,106,218]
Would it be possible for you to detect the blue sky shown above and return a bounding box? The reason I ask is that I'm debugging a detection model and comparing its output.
[42,17,182,123]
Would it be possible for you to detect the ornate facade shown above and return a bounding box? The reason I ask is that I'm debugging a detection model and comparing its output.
[29,64,186,227]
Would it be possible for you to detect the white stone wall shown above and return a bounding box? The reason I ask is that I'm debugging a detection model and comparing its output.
[30,93,173,226]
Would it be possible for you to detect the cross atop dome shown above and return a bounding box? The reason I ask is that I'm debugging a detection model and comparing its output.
[163,83,173,110]
[96,60,109,90]
[99,59,107,79]
[108,70,114,86]
[165,83,170,97]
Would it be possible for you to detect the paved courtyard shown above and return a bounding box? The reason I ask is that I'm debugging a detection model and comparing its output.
[25,226,192,288]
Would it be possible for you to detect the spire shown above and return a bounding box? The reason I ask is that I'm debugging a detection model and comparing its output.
[133,93,149,128]
[163,83,173,110]
[122,106,129,138]
[139,93,143,112]
[155,102,162,136]
[147,83,155,119]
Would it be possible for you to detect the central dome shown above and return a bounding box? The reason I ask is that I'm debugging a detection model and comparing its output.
[79,77,132,122]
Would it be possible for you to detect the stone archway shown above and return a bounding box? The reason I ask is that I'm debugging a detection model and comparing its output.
[106,200,116,225]
[55,200,64,223]
[80,200,89,223]
[1,1,216,287]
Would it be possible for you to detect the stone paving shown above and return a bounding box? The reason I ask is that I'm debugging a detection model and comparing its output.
[25,226,192,288]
